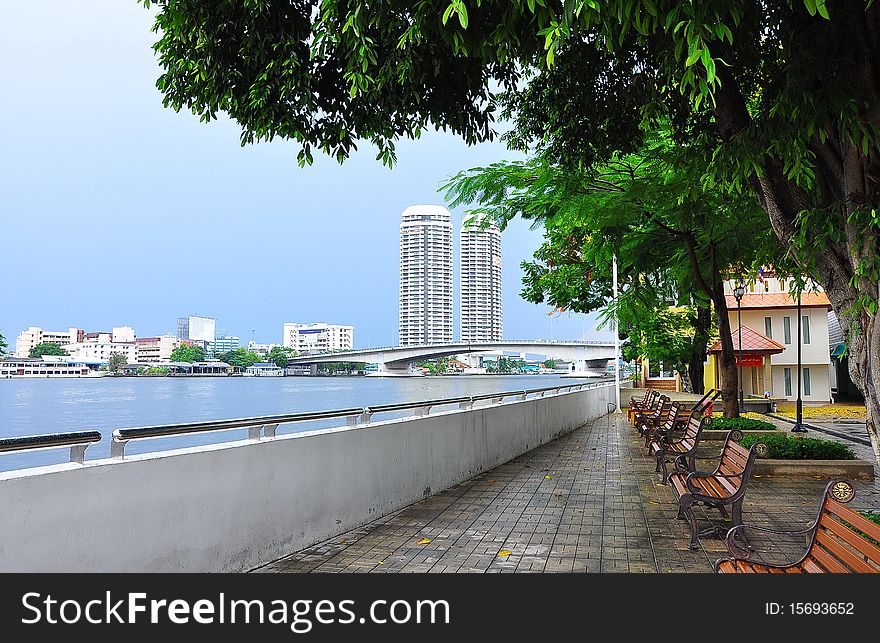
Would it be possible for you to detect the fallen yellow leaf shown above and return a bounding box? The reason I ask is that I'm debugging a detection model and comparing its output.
[417,538,431,545]
[545,475,552,479]
[497,550,512,557]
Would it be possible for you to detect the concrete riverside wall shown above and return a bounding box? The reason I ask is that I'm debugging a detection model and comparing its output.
[0,384,614,572]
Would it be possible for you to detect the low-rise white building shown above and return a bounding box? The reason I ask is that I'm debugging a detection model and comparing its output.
[282,323,353,354]
[14,327,83,357]
[709,274,834,402]
[112,326,136,343]
[247,341,281,356]
[65,340,137,364]
[135,335,179,362]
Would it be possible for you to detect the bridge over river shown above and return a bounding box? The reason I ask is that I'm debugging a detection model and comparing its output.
[288,340,617,375]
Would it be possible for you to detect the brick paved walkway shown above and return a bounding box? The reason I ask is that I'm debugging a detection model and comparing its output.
[253,414,880,574]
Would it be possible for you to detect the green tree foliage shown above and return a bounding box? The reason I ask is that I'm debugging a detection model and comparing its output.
[218,349,262,369]
[29,342,69,358]
[445,132,781,412]
[108,352,129,373]
[140,0,880,457]
[266,346,298,368]
[170,344,207,363]
[0,332,7,358]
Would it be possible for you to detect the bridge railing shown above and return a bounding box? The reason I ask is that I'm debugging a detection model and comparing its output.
[2,380,615,465]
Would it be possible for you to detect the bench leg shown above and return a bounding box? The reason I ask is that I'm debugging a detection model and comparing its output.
[717,503,729,519]
[678,493,700,549]
[659,455,670,485]
[732,499,743,527]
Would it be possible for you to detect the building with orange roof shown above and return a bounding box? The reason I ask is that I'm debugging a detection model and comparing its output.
[703,274,833,401]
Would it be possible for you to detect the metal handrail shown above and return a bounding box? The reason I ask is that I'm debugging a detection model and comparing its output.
[0,380,614,464]
[0,431,102,464]
[110,408,365,458]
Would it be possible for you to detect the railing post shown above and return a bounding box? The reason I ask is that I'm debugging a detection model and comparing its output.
[360,409,373,426]
[69,444,88,464]
[518,391,528,401]
[458,397,474,410]
[415,406,431,417]
[110,437,126,460]
[491,396,503,405]
[262,424,278,439]
[247,426,262,441]
[346,415,358,427]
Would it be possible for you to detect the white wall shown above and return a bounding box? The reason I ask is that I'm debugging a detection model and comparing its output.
[0,384,613,572]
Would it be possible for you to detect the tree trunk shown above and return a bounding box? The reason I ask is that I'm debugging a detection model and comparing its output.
[688,305,712,395]
[710,37,880,460]
[710,274,740,417]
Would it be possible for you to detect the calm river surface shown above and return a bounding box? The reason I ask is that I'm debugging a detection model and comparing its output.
[0,374,599,472]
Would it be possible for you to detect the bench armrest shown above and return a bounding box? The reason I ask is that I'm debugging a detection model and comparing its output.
[724,523,816,559]
[683,470,716,493]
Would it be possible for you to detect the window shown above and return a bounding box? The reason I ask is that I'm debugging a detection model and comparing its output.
[784,368,792,396]
[783,316,792,344]
[802,315,811,344]
[764,317,772,339]
[803,368,812,395]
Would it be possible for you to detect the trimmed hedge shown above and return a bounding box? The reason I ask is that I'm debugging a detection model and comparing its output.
[708,416,775,432]
[738,433,856,460]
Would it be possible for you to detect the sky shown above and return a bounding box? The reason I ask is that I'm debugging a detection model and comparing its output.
[0,2,612,349]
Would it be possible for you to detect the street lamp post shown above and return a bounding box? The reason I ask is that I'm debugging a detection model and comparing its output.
[792,291,807,432]
[733,280,746,413]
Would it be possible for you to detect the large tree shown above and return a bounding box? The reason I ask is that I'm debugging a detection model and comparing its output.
[170,344,207,363]
[29,343,69,358]
[141,1,880,458]
[444,132,783,414]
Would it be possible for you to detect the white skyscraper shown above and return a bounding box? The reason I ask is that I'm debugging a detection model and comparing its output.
[460,215,503,342]
[399,205,453,346]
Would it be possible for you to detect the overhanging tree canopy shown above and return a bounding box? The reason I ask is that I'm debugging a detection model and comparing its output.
[140,0,880,459]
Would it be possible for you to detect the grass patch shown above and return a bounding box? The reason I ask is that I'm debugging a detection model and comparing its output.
[738,433,856,460]
[708,416,776,431]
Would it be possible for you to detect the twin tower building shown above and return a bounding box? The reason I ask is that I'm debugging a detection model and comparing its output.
[399,205,503,347]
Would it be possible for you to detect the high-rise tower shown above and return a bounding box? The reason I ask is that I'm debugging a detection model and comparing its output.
[399,205,453,346]
[460,215,503,342]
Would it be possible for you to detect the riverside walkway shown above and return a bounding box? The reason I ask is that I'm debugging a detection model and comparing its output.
[255,413,879,574]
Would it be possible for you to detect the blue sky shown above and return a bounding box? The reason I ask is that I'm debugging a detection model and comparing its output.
[0,2,611,348]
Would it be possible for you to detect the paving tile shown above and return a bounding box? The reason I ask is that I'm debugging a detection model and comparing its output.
[253,412,879,574]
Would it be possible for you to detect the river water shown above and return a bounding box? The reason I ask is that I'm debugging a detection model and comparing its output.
[0,374,600,472]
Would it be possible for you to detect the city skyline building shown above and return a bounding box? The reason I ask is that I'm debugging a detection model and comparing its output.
[13,327,84,358]
[208,335,240,356]
[398,205,453,346]
[460,215,503,342]
[282,323,354,354]
[177,315,216,344]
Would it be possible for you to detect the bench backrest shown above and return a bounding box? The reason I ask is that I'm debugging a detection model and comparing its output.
[681,411,706,441]
[801,482,880,573]
[691,388,721,413]
[637,389,652,406]
[658,402,680,430]
[651,396,672,420]
[714,433,758,497]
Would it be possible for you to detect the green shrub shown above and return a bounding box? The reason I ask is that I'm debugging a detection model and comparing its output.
[862,512,880,527]
[738,433,856,460]
[708,416,775,431]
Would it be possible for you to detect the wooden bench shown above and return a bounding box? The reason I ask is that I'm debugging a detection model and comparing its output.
[635,396,672,436]
[628,389,658,424]
[715,479,880,573]
[650,411,708,484]
[669,432,758,550]
[641,402,682,452]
